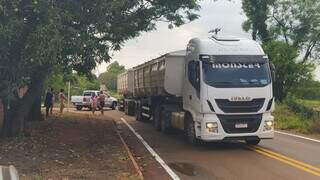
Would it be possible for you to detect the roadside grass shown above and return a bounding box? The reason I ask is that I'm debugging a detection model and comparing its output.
[274,97,320,134]
[274,103,311,134]
[297,99,320,111]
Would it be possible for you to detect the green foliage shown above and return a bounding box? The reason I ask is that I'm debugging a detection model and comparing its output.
[108,91,122,99]
[242,0,320,101]
[298,99,320,110]
[44,73,100,96]
[263,41,314,101]
[285,96,315,119]
[294,81,320,100]
[99,61,125,91]
[274,103,311,133]
[242,0,274,42]
[0,0,201,102]
[269,0,320,61]
[242,0,320,61]
[276,97,320,134]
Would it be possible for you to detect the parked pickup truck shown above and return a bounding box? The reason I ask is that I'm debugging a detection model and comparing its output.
[71,90,117,111]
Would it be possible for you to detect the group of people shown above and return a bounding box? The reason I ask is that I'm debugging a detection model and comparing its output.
[91,90,106,115]
[44,88,66,118]
[45,88,107,117]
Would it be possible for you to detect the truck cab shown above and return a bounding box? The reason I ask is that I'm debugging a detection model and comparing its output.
[183,36,274,144]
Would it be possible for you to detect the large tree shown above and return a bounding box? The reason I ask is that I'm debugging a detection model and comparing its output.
[242,0,274,42]
[242,0,320,60]
[268,0,320,62]
[241,0,318,101]
[0,0,200,137]
[99,61,125,92]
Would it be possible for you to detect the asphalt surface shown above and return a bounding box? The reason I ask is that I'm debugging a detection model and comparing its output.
[72,108,320,180]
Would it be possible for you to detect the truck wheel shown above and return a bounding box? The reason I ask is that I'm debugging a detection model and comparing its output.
[160,109,171,133]
[245,139,260,145]
[186,117,200,146]
[76,106,83,111]
[135,103,142,121]
[153,107,161,131]
[111,102,116,110]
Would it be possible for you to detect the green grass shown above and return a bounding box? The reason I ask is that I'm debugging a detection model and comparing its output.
[274,103,311,134]
[297,99,320,110]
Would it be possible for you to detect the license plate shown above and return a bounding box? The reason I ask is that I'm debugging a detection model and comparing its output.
[235,123,248,129]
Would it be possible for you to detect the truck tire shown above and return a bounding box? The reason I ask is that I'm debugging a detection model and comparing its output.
[135,102,142,121]
[160,109,171,133]
[127,101,136,116]
[153,107,161,131]
[185,115,200,145]
[76,106,83,111]
[111,102,116,110]
[245,139,260,145]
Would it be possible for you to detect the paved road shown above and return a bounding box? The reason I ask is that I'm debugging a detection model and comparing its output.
[75,109,320,180]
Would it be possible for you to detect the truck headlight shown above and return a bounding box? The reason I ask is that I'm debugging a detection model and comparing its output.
[206,122,218,133]
[264,120,274,131]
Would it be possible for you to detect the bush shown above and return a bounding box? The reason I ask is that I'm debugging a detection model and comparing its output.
[285,97,314,119]
[274,103,311,133]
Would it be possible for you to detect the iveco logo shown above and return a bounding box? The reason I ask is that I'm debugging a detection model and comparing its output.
[229,96,252,102]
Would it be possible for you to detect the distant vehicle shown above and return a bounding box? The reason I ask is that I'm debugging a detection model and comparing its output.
[117,36,275,145]
[71,90,117,110]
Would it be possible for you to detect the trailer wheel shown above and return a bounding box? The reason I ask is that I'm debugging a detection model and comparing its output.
[135,102,142,121]
[186,116,200,146]
[160,109,171,133]
[76,106,83,111]
[111,102,117,110]
[153,106,161,131]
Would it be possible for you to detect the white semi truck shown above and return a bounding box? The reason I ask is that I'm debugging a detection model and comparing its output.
[117,36,275,145]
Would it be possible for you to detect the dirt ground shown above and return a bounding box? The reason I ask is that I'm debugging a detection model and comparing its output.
[0,111,139,180]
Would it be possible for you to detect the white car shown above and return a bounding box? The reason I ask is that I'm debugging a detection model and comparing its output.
[71,90,117,110]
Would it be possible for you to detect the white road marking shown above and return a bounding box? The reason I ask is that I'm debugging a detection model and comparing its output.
[120,118,181,180]
[275,131,320,143]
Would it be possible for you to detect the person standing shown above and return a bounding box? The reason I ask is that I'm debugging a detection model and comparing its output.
[98,91,106,115]
[44,88,54,118]
[91,93,97,115]
[59,89,65,114]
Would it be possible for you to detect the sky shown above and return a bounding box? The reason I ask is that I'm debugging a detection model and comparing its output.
[95,0,320,80]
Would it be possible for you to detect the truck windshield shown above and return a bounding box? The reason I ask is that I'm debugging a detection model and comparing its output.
[202,61,271,88]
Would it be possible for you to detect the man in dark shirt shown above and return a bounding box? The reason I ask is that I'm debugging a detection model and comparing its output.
[44,88,54,118]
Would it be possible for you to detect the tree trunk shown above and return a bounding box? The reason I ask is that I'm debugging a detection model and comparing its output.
[5,76,44,137]
[27,95,43,122]
[1,101,10,137]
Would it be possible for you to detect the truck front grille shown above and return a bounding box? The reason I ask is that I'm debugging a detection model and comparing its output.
[215,98,265,113]
[217,114,262,134]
